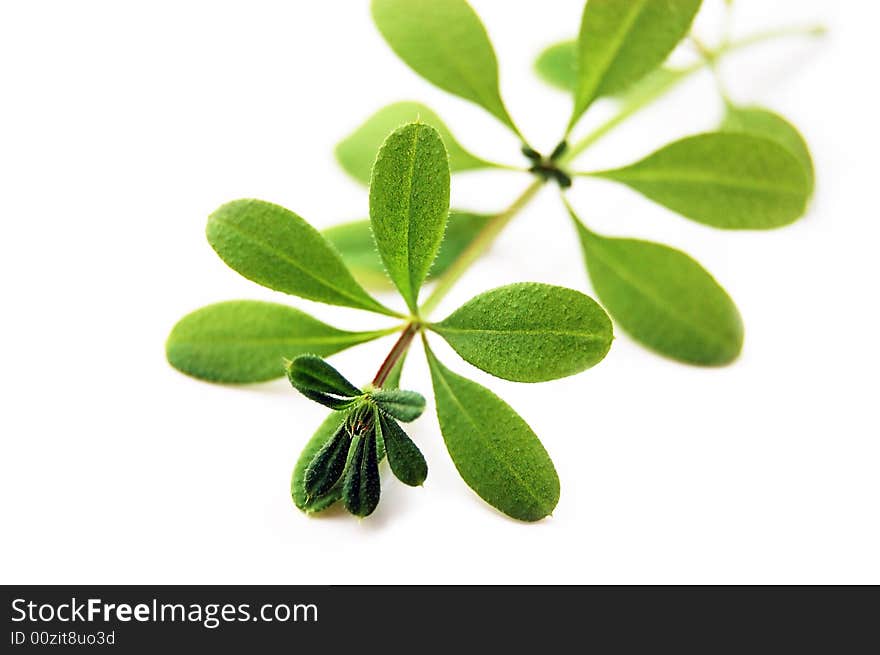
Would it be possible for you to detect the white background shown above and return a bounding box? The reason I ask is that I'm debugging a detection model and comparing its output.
[2,1,877,584]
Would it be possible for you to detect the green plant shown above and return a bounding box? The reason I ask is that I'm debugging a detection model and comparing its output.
[166,0,822,521]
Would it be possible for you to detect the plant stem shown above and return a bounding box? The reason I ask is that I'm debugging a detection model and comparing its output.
[419,179,544,316]
[372,322,419,387]
[718,24,826,56]
[413,22,825,319]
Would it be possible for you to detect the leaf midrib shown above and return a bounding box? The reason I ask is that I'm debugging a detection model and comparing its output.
[435,325,609,342]
[170,333,382,347]
[422,15,502,122]
[580,0,647,109]
[603,169,805,195]
[402,124,420,305]
[432,363,552,516]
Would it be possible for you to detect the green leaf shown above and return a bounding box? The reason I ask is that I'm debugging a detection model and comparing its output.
[611,66,687,106]
[371,0,520,136]
[207,199,399,316]
[722,104,814,196]
[377,411,427,487]
[321,220,389,290]
[586,132,810,229]
[292,411,388,516]
[432,283,613,383]
[324,211,491,291]
[371,389,426,423]
[535,39,684,101]
[425,345,559,522]
[343,431,381,517]
[336,101,497,186]
[570,211,743,365]
[286,355,363,410]
[303,422,350,499]
[534,40,577,92]
[166,301,394,384]
[426,211,491,278]
[570,0,701,130]
[291,412,346,514]
[369,122,451,312]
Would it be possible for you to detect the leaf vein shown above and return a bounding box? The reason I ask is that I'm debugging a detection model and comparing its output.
[605,170,804,195]
[436,326,608,341]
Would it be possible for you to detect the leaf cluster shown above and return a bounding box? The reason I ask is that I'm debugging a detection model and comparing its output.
[287,355,427,516]
[166,0,818,522]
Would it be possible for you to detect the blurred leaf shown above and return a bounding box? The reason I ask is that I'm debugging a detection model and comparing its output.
[336,101,497,185]
[166,301,392,383]
[571,210,743,365]
[322,220,389,289]
[324,211,491,291]
[612,66,687,106]
[371,0,520,135]
[369,122,450,312]
[433,283,613,382]
[570,0,701,129]
[722,104,814,196]
[426,345,559,522]
[534,40,577,91]
[535,38,685,104]
[207,199,398,315]
[586,132,810,229]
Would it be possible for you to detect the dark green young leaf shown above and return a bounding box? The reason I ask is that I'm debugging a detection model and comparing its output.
[324,211,491,291]
[534,40,577,92]
[336,101,497,186]
[292,410,389,516]
[207,199,399,316]
[166,301,394,384]
[432,283,613,382]
[343,431,381,517]
[722,104,814,196]
[303,423,350,499]
[369,122,450,312]
[371,389,426,423]
[291,412,346,514]
[585,132,810,229]
[570,0,701,130]
[286,355,363,410]
[425,345,559,522]
[377,411,427,487]
[371,0,520,136]
[570,211,743,365]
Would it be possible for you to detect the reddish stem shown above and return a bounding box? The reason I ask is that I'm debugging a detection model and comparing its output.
[372,323,418,387]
